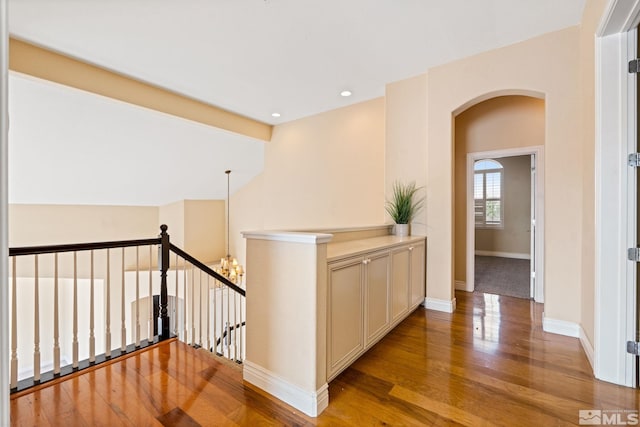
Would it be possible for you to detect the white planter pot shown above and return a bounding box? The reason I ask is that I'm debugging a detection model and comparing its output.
[394,224,409,237]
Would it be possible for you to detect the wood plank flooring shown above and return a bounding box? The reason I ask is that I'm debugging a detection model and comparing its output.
[10,291,640,426]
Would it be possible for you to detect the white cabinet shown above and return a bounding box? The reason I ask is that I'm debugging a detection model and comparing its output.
[326,237,425,381]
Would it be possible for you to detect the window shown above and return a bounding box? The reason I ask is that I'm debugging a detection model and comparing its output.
[474,159,503,228]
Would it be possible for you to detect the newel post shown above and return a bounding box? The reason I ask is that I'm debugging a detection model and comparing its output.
[159,224,171,339]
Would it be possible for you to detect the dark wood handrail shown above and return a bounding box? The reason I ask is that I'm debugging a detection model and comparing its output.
[169,243,246,297]
[9,238,161,257]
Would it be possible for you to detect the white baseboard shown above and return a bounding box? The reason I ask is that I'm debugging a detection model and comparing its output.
[243,360,328,417]
[579,325,595,369]
[475,250,530,260]
[542,314,579,338]
[424,297,456,313]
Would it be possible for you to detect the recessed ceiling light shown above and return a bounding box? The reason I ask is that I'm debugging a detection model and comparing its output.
[340,90,352,97]
[271,112,281,118]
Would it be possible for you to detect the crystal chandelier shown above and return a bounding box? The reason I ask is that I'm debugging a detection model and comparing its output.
[217,170,244,284]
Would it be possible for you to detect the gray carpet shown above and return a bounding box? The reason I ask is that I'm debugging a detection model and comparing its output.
[474,256,531,299]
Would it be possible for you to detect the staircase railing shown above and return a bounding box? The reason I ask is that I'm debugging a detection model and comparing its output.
[168,243,245,361]
[7,225,245,393]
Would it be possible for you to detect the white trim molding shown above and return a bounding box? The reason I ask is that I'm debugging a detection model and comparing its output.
[543,317,595,369]
[595,2,640,387]
[474,250,530,260]
[580,326,595,370]
[542,315,580,338]
[243,361,329,417]
[0,0,8,423]
[424,297,456,313]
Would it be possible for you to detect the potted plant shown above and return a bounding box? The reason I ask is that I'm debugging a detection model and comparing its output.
[386,181,424,237]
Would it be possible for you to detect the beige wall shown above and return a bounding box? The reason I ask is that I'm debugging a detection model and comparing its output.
[417,26,583,325]
[9,204,159,246]
[236,23,596,329]
[454,96,544,282]
[579,0,607,350]
[474,155,531,255]
[245,238,327,393]
[183,200,226,264]
[159,200,185,248]
[159,199,226,264]
[385,74,429,236]
[232,98,387,271]
[263,98,386,230]
[229,174,265,274]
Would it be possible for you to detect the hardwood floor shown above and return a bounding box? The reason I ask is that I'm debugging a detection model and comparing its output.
[11,291,640,426]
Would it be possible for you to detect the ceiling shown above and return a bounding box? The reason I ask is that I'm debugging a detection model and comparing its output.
[8,73,265,206]
[8,0,587,125]
[6,0,586,207]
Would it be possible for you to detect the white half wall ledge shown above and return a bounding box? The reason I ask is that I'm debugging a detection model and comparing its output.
[241,230,333,244]
[424,297,456,313]
[542,315,580,338]
[243,361,329,417]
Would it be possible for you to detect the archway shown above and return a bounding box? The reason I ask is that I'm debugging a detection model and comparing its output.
[453,95,545,302]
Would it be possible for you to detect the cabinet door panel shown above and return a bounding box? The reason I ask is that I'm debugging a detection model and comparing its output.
[365,252,390,346]
[328,257,364,378]
[410,242,426,307]
[391,248,410,322]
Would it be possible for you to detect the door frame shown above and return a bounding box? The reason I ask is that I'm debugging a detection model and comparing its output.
[465,146,545,303]
[0,0,9,424]
[595,0,640,387]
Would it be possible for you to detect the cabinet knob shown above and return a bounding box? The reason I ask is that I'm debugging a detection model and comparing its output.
[362,258,370,265]
[409,247,414,251]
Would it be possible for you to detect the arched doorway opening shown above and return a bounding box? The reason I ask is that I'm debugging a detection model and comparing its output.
[453,94,545,302]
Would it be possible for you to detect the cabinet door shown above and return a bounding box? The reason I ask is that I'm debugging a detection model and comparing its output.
[409,241,426,308]
[327,256,364,379]
[365,250,390,346]
[391,246,410,323]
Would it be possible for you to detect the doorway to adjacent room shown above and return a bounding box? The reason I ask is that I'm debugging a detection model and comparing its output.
[472,155,534,300]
